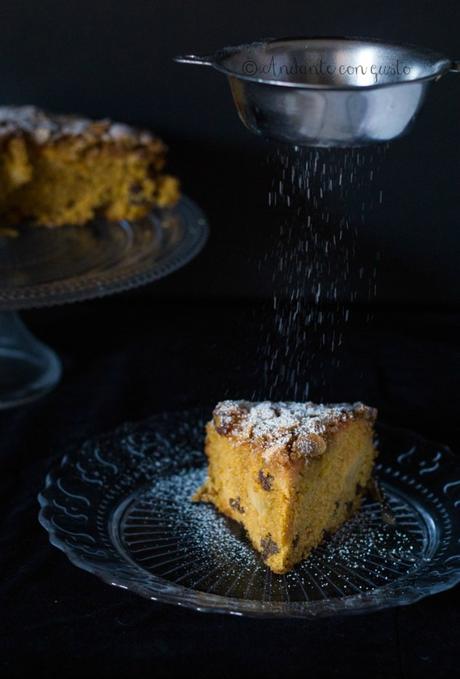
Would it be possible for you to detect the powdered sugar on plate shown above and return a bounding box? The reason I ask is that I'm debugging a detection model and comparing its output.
[123,467,420,602]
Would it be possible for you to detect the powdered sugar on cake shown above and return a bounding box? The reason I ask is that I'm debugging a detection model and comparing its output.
[0,105,156,146]
[212,400,376,463]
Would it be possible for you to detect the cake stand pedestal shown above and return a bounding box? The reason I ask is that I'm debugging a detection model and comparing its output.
[0,197,208,409]
[0,311,61,408]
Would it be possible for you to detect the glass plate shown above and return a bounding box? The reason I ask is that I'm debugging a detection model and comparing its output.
[38,409,460,618]
[0,197,208,310]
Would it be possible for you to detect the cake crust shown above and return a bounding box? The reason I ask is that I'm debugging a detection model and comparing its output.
[212,400,376,464]
[0,106,162,146]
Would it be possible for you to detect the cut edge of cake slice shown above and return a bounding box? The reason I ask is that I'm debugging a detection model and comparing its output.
[0,105,180,227]
[194,400,378,574]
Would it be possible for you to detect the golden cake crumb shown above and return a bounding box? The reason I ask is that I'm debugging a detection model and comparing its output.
[194,400,378,574]
[0,105,179,227]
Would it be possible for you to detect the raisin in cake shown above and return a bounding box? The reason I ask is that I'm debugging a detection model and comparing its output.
[194,400,377,574]
[0,105,179,227]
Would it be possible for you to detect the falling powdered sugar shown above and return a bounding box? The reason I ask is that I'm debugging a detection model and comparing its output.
[259,144,387,400]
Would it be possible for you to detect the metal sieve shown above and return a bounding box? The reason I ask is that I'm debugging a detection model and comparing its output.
[175,37,459,147]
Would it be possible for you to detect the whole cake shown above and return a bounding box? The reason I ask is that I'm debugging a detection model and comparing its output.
[194,400,378,574]
[0,105,179,227]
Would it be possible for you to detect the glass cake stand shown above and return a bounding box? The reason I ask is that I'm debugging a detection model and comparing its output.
[0,197,208,408]
[38,409,460,618]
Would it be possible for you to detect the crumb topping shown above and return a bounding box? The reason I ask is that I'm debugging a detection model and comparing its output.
[212,400,376,463]
[0,105,159,147]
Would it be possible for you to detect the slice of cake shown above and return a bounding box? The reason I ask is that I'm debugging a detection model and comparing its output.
[0,105,179,227]
[194,400,377,574]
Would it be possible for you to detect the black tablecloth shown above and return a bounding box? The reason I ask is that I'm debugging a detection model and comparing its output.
[2,297,459,678]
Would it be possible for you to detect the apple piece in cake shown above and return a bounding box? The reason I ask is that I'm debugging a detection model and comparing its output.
[194,400,378,574]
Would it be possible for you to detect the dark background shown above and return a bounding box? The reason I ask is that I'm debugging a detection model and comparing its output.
[0,0,459,305]
[1,1,460,678]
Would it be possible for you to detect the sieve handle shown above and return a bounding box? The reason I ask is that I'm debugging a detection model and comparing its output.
[174,54,213,67]
[450,61,460,73]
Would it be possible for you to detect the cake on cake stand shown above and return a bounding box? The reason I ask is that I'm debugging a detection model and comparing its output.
[0,197,208,409]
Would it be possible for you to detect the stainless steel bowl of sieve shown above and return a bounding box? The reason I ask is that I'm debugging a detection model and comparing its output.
[175,37,459,147]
